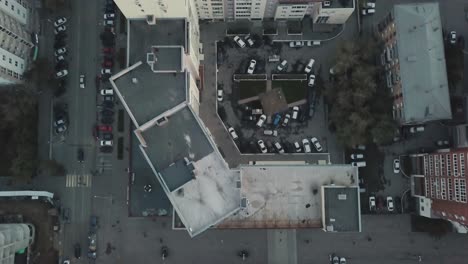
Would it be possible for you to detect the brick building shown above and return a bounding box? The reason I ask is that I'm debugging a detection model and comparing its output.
[410,147,468,229]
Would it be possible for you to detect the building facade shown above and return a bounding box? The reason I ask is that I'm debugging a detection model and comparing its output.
[0,224,35,264]
[0,0,35,85]
[377,3,451,126]
[411,148,468,229]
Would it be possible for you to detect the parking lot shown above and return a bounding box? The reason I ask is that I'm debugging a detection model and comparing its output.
[216,36,339,155]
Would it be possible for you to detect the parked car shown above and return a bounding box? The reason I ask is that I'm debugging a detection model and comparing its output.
[77,148,84,162]
[302,139,311,153]
[56,69,68,78]
[247,59,256,74]
[331,254,339,264]
[449,31,457,44]
[97,125,112,132]
[100,140,113,146]
[101,117,114,124]
[282,114,290,127]
[257,140,267,153]
[54,25,67,34]
[55,47,67,56]
[351,161,366,167]
[103,95,114,102]
[294,142,301,152]
[217,89,223,102]
[63,258,70,264]
[263,130,278,136]
[56,55,65,62]
[305,59,315,73]
[350,154,364,159]
[393,158,400,173]
[308,75,316,87]
[74,243,81,259]
[353,144,366,150]
[274,142,285,154]
[102,59,113,68]
[79,75,85,89]
[54,40,66,50]
[289,41,304,48]
[101,68,112,75]
[101,109,114,117]
[244,34,254,47]
[387,196,394,211]
[272,114,282,126]
[369,196,376,211]
[409,126,424,133]
[101,101,114,109]
[340,257,347,264]
[277,60,288,71]
[256,114,266,127]
[228,127,238,140]
[100,146,113,153]
[62,207,71,223]
[105,19,114,26]
[376,196,384,210]
[54,17,67,27]
[233,36,246,48]
[104,13,115,19]
[311,137,323,152]
[292,106,299,120]
[100,88,114,95]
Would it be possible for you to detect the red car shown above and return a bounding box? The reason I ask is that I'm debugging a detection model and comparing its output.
[98,125,112,132]
[103,47,114,54]
[102,60,113,67]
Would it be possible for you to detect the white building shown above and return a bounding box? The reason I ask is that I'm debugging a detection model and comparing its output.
[311,0,355,25]
[0,224,35,264]
[0,0,35,85]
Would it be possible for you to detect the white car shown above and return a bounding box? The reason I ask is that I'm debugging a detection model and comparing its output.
[257,140,267,153]
[387,196,394,211]
[101,68,112,75]
[256,114,266,127]
[233,36,246,48]
[350,154,364,159]
[274,142,285,154]
[105,19,114,26]
[217,89,223,102]
[79,75,85,89]
[340,257,347,264]
[292,106,299,120]
[56,69,68,78]
[277,60,288,71]
[282,114,290,127]
[449,31,457,44]
[369,196,376,211]
[393,158,400,173]
[294,141,301,152]
[228,127,238,140]
[54,25,66,34]
[409,126,424,133]
[63,259,71,264]
[100,140,113,146]
[289,41,304,48]
[305,59,315,73]
[56,55,65,62]
[101,89,114,95]
[302,139,311,153]
[54,17,67,27]
[55,47,67,56]
[366,2,376,8]
[247,59,256,74]
[311,137,323,152]
[104,13,115,19]
[308,75,316,87]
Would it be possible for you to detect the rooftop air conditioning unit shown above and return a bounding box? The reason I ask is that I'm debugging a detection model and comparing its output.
[132,78,138,84]
[338,194,347,200]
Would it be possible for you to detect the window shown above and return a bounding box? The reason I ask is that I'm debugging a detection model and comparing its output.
[454,154,459,176]
[5,1,8,6]
[2,55,5,60]
[429,155,434,176]
[461,153,466,177]
[440,178,446,200]
[448,178,454,201]
[8,58,11,63]
[11,5,14,10]
[14,61,17,66]
[434,155,439,176]
[447,154,452,177]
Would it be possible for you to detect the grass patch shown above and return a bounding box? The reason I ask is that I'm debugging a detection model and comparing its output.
[238,81,267,100]
[272,81,307,103]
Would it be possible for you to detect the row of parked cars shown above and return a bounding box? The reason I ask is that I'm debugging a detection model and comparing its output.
[53,17,69,79]
[369,195,401,213]
[96,0,117,154]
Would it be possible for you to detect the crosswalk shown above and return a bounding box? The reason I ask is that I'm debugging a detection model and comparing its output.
[66,174,92,188]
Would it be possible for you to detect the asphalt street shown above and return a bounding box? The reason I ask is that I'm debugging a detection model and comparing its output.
[27,0,468,263]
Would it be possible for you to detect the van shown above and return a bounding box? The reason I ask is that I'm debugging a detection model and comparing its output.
[351,161,367,167]
[263,130,278,136]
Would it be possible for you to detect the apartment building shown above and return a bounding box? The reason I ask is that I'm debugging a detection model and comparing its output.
[377,3,451,126]
[310,0,354,24]
[410,147,468,229]
[0,224,35,264]
[0,0,34,85]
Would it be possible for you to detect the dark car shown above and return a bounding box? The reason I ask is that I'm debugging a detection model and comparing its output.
[103,47,114,54]
[101,101,114,108]
[100,109,114,117]
[90,215,98,230]
[103,95,114,102]
[376,196,385,210]
[74,243,81,259]
[77,148,84,162]
[62,208,71,224]
[101,133,113,140]
[100,146,113,153]
[101,117,114,124]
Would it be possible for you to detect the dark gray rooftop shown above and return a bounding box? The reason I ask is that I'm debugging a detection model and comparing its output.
[150,47,183,72]
[324,0,354,9]
[160,159,196,192]
[129,19,186,65]
[141,106,214,170]
[323,186,361,232]
[113,63,187,125]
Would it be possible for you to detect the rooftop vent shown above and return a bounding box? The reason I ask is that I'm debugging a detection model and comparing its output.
[132,78,138,84]
[155,116,168,126]
[338,194,347,200]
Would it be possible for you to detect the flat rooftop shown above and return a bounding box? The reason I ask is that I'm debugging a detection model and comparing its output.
[129,19,186,65]
[148,47,183,72]
[219,165,358,228]
[112,63,187,126]
[323,186,361,232]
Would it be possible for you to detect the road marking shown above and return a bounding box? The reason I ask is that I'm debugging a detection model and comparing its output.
[65,174,92,188]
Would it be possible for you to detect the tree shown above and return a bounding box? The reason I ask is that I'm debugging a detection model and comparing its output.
[39,160,67,176]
